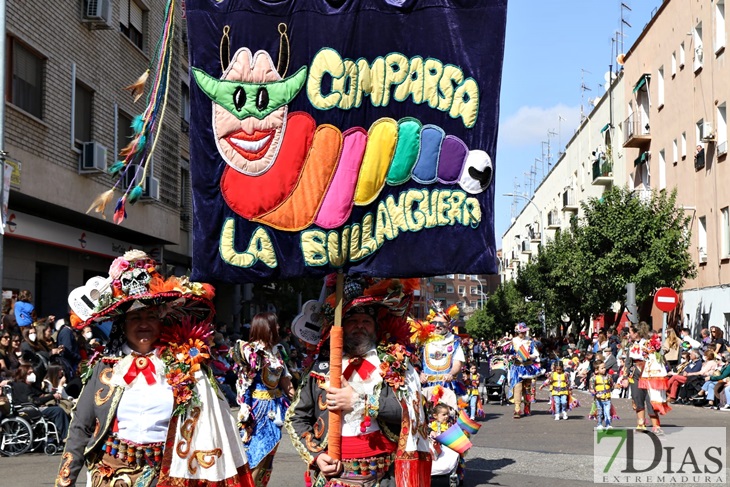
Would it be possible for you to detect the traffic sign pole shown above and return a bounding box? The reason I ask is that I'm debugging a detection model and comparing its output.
[662,312,667,343]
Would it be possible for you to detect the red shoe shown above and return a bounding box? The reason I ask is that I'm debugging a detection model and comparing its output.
[523,405,531,416]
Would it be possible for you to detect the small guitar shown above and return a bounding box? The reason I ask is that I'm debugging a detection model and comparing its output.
[291,300,324,346]
[68,276,113,322]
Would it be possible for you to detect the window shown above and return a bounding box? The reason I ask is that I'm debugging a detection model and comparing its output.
[117,111,134,158]
[74,82,93,145]
[120,0,145,49]
[457,274,466,280]
[699,216,708,263]
[470,286,478,295]
[716,0,726,53]
[446,274,455,279]
[470,274,478,280]
[457,285,466,296]
[718,103,727,156]
[694,22,704,72]
[682,132,687,158]
[8,38,44,119]
[180,164,191,229]
[659,149,666,190]
[434,283,446,293]
[722,207,730,258]
[680,42,686,68]
[446,285,455,294]
[671,51,677,76]
[673,138,678,164]
[657,66,664,107]
[181,83,190,127]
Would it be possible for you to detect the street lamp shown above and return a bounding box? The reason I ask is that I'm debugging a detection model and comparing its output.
[503,193,545,250]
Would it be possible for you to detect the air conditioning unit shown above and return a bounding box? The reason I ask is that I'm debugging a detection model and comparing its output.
[140,177,160,202]
[79,141,108,173]
[701,122,715,141]
[82,0,113,29]
[699,247,708,263]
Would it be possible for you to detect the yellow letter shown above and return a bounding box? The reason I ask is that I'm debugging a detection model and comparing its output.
[360,213,379,257]
[447,191,466,226]
[369,57,387,107]
[451,78,479,128]
[423,58,444,109]
[404,189,426,231]
[437,190,452,226]
[375,201,394,247]
[327,228,350,268]
[382,53,409,106]
[438,65,465,112]
[355,58,373,108]
[307,48,344,110]
[384,193,408,236]
[300,230,328,266]
[394,57,424,104]
[220,220,278,268]
[332,59,359,110]
[418,189,439,229]
[463,197,482,228]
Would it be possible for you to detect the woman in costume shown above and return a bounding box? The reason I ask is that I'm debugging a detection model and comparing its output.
[624,322,670,434]
[55,250,253,487]
[231,312,295,486]
[508,322,541,419]
[419,302,466,396]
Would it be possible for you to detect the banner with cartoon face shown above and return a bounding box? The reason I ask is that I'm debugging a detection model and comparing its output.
[186,0,507,283]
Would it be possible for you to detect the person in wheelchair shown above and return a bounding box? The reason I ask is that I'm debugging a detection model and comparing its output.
[9,364,69,443]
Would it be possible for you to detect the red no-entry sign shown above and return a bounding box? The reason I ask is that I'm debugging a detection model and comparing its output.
[654,287,679,312]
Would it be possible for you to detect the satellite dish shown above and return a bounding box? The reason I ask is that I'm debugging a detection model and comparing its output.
[617,53,626,65]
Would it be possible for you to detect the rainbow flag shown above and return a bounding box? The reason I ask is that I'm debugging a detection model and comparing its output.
[457,410,481,435]
[516,344,530,362]
[435,424,472,454]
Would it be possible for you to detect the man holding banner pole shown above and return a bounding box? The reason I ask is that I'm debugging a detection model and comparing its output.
[285,279,431,487]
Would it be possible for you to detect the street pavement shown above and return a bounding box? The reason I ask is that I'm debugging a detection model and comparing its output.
[4,388,730,486]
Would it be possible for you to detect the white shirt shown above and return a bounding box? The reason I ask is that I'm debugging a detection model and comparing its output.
[342,349,382,437]
[112,345,174,444]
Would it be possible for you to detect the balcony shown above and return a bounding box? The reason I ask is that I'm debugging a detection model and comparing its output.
[530,231,542,243]
[521,240,531,254]
[547,210,561,229]
[562,189,578,211]
[592,158,614,186]
[718,141,727,158]
[623,116,651,148]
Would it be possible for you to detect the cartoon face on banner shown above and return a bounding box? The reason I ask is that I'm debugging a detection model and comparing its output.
[185,0,507,282]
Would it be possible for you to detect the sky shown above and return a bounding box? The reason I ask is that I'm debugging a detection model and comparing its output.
[495,0,662,246]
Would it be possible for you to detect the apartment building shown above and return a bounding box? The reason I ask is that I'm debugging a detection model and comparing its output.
[621,0,730,332]
[1,0,202,317]
[413,274,500,320]
[501,73,628,282]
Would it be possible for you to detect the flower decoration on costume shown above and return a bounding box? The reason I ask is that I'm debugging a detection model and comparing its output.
[409,318,435,347]
[158,316,215,415]
[378,342,411,397]
[648,334,662,353]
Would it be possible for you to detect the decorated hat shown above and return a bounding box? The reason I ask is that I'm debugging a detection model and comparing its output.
[68,249,215,327]
[514,322,529,333]
[425,300,459,326]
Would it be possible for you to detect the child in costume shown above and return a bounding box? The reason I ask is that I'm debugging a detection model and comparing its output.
[429,403,452,438]
[465,363,481,420]
[542,361,571,420]
[589,360,616,430]
[508,322,542,418]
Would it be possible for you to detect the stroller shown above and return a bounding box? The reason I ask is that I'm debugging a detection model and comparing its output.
[483,355,509,405]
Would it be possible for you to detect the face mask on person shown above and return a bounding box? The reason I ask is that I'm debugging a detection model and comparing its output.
[15,351,21,357]
[27,373,36,384]
[28,333,36,342]
[83,332,93,340]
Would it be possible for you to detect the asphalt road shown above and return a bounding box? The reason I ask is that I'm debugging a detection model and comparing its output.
[3,388,729,486]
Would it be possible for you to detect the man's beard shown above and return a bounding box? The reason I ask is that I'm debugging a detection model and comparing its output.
[344,330,377,357]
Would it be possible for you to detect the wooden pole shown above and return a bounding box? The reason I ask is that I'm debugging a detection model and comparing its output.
[327,271,344,460]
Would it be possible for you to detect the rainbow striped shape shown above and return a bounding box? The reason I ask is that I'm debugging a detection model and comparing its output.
[457,410,481,435]
[516,344,530,362]
[435,424,472,454]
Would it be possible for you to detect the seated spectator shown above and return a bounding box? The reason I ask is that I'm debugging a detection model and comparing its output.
[668,350,701,403]
[3,334,22,372]
[10,364,70,443]
[680,327,701,350]
[694,352,730,409]
[680,350,718,402]
[0,332,11,372]
[1,299,18,336]
[700,328,711,352]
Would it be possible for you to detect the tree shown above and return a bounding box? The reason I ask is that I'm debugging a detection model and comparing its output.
[578,187,696,322]
[466,281,540,339]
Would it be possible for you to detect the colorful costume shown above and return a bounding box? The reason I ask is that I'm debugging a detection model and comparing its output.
[420,303,466,396]
[465,372,482,420]
[543,371,576,418]
[508,325,541,416]
[589,374,617,427]
[232,340,292,485]
[285,278,431,487]
[56,250,253,487]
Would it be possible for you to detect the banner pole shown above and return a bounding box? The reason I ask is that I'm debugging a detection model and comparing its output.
[327,271,344,461]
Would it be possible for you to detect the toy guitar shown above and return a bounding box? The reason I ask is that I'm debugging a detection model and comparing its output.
[68,276,113,322]
[291,300,324,346]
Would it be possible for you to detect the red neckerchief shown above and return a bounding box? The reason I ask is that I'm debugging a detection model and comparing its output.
[123,353,157,385]
[343,356,376,381]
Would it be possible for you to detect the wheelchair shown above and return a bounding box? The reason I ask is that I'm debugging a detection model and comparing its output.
[0,385,61,456]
